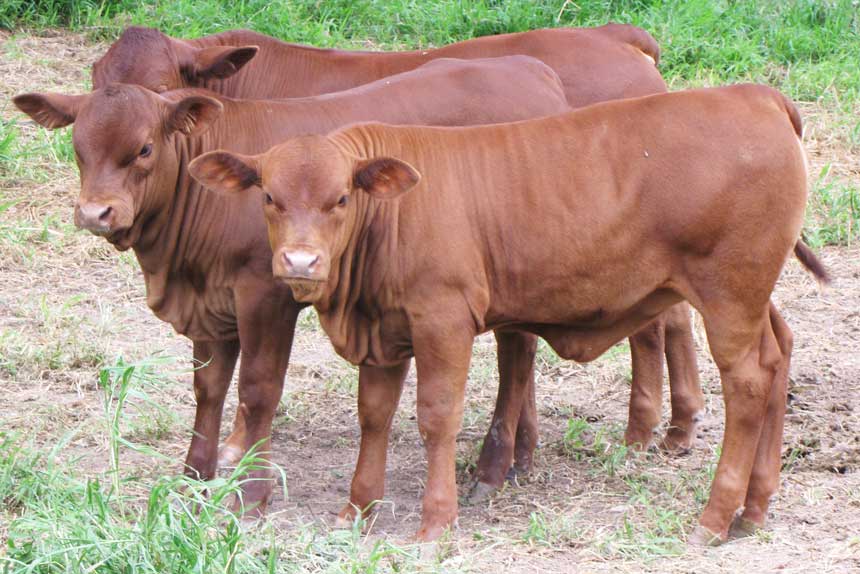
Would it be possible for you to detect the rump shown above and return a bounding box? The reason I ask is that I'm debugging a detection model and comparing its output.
[598,23,661,65]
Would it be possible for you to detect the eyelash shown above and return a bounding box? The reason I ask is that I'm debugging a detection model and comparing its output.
[139,143,153,158]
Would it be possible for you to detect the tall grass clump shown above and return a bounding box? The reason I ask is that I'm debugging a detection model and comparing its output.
[0,0,124,29]
[0,356,457,573]
[0,357,268,573]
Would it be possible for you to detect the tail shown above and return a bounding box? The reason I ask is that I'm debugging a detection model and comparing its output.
[600,23,661,66]
[780,96,822,282]
[779,91,803,138]
[794,240,830,284]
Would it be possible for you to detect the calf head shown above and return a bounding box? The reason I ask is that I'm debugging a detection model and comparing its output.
[14,84,222,249]
[92,26,258,92]
[189,136,420,302]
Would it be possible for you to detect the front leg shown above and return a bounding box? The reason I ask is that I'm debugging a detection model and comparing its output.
[232,282,301,515]
[337,361,409,526]
[185,339,240,481]
[412,322,475,542]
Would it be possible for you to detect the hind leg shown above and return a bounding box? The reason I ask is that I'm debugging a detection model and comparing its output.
[471,331,537,503]
[218,410,247,467]
[691,304,784,545]
[661,303,705,452]
[625,318,666,449]
[730,303,792,537]
[513,368,538,477]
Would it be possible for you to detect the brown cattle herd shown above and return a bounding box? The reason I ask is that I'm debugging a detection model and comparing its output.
[12,23,830,547]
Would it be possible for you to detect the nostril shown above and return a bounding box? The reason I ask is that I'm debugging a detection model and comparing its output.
[281,251,321,274]
[98,206,112,223]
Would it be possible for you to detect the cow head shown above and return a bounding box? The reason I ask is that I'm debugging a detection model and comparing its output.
[13,84,222,250]
[189,135,420,302]
[92,26,258,93]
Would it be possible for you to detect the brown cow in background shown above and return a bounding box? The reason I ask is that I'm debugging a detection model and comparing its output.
[189,84,826,544]
[92,23,706,498]
[92,23,666,106]
[13,56,574,514]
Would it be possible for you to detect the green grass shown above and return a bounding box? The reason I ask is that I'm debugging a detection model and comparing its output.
[0,0,123,29]
[1,356,460,574]
[0,117,76,183]
[0,119,16,167]
[562,416,630,477]
[3,1,859,105]
[521,511,584,548]
[805,164,860,247]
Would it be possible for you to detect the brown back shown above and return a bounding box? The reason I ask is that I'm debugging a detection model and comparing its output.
[92,24,666,105]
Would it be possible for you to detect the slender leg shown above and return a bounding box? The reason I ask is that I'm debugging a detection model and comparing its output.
[691,306,781,545]
[231,284,300,515]
[336,361,410,526]
[184,339,240,480]
[661,303,705,452]
[218,404,248,467]
[513,365,538,476]
[731,303,792,537]
[624,318,665,449]
[471,330,537,501]
[412,322,475,542]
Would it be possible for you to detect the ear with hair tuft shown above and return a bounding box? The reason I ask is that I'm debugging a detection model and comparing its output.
[353,157,421,199]
[12,92,86,129]
[194,45,259,80]
[165,95,223,137]
[188,150,261,194]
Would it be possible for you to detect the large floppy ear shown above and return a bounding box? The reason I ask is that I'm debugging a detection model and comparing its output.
[352,157,421,199]
[189,150,261,194]
[192,45,259,80]
[164,95,223,137]
[12,92,87,129]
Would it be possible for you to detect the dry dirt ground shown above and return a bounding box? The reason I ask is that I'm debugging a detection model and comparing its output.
[1,31,859,573]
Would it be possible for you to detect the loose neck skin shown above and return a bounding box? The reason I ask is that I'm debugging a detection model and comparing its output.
[306,116,626,365]
[124,76,462,283]
[126,85,421,331]
[125,93,314,336]
[130,88,377,276]
[306,127,471,365]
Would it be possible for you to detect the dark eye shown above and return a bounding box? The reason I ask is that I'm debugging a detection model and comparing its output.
[337,194,349,207]
[264,193,273,205]
[139,143,153,158]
